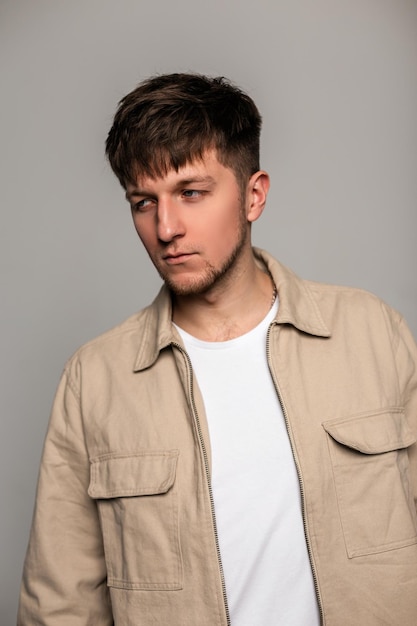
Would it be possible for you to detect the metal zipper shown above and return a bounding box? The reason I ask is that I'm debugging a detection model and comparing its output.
[172,342,231,626]
[266,324,325,625]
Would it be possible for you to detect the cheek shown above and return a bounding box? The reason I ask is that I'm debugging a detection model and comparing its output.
[210,202,242,235]
[132,217,155,247]
[210,214,243,254]
[216,206,245,240]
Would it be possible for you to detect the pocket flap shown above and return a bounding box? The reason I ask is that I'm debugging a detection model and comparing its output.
[88,450,179,498]
[322,409,416,454]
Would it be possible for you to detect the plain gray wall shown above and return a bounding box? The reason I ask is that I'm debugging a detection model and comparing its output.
[1,0,416,622]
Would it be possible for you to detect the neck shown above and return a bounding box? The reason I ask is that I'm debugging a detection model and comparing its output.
[172,252,275,341]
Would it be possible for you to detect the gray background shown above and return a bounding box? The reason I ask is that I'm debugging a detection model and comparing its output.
[1,0,416,622]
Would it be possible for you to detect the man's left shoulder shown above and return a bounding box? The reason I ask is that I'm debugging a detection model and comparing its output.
[306,278,404,333]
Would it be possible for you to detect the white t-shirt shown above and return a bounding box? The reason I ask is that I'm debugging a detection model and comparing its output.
[175,301,320,625]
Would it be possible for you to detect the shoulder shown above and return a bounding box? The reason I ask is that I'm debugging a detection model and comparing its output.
[63,294,164,377]
[256,248,404,336]
[307,278,401,323]
[79,308,147,353]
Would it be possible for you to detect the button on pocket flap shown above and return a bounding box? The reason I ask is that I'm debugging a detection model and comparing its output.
[322,409,416,454]
[88,450,179,499]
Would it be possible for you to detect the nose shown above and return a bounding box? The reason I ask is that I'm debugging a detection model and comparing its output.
[156,198,185,243]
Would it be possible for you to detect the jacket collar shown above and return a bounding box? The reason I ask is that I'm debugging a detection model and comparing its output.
[253,248,330,338]
[133,248,330,372]
[133,285,174,372]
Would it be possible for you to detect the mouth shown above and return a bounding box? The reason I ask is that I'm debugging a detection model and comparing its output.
[162,252,196,265]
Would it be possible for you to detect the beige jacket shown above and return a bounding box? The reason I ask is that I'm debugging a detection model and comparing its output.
[18,249,417,625]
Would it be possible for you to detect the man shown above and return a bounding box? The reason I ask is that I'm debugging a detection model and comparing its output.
[19,73,417,625]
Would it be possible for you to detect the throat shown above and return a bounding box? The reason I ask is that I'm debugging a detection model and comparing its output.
[202,319,247,342]
[172,271,277,342]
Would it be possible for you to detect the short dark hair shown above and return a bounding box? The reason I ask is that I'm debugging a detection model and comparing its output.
[105,73,262,190]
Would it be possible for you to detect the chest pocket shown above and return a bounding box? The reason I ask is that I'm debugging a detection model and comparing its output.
[323,409,417,558]
[88,450,183,590]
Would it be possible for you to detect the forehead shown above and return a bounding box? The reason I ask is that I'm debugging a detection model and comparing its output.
[126,150,236,194]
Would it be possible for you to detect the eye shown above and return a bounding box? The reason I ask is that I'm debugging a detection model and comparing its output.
[182,189,203,199]
[132,198,155,212]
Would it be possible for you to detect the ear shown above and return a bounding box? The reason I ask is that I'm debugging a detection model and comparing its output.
[246,171,270,223]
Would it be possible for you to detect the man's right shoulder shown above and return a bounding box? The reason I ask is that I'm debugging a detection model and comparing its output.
[64,300,159,375]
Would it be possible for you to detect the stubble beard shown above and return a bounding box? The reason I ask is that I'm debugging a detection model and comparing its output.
[158,207,249,297]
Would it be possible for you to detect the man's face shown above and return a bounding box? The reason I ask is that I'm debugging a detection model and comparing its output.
[125,151,251,296]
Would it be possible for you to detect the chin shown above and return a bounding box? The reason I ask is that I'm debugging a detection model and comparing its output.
[162,271,217,297]
[164,280,209,297]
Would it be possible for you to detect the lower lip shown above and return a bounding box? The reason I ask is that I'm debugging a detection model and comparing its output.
[164,254,195,265]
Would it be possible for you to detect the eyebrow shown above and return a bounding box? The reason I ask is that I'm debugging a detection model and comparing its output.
[125,175,216,201]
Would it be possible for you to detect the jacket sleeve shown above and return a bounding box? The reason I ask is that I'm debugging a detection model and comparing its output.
[17,363,113,625]
[392,314,417,516]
